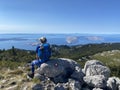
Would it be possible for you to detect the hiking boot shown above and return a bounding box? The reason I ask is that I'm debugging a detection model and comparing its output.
[27,73,34,78]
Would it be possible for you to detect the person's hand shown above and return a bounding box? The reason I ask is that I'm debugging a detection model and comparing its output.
[36,54,39,60]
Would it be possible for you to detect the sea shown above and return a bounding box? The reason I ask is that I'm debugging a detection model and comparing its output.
[0,34,120,50]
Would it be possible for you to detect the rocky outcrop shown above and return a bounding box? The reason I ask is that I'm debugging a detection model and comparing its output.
[37,58,84,84]
[32,59,120,90]
[32,58,120,90]
[1,58,119,90]
[32,78,82,90]
[32,58,84,90]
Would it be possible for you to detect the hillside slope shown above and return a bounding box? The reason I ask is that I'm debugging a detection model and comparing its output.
[91,50,120,77]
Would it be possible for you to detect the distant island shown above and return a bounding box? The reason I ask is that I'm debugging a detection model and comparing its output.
[0,34,120,50]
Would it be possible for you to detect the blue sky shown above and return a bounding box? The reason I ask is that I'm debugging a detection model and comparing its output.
[0,0,120,34]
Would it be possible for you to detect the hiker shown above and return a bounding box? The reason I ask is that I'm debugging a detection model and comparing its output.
[28,37,51,78]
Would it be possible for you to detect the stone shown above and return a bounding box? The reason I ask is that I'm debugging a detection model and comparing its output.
[37,58,81,83]
[55,83,67,90]
[83,60,110,78]
[107,77,120,90]
[83,60,104,74]
[31,59,118,90]
[0,85,4,89]
[68,79,81,90]
[81,87,90,90]
[92,88,103,90]
[5,85,18,90]
[34,73,46,81]
[83,75,107,88]
[32,84,44,90]
[70,66,84,85]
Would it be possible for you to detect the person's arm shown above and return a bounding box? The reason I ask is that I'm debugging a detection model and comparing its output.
[36,53,39,60]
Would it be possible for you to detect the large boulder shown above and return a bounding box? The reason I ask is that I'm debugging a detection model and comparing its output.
[37,58,84,84]
[83,60,110,78]
[83,75,107,88]
[83,60,104,73]
[107,77,120,90]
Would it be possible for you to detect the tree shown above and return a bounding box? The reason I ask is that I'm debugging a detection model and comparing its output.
[11,46,16,55]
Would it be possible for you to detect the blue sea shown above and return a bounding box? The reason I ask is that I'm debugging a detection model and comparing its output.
[0,34,120,50]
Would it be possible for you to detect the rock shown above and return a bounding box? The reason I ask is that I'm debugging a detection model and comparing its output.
[1,80,7,84]
[22,86,29,90]
[107,77,120,90]
[44,83,55,90]
[83,75,107,88]
[86,64,110,78]
[16,59,120,90]
[34,73,46,81]
[68,79,81,90]
[83,60,110,78]
[33,69,82,90]
[9,81,17,85]
[119,85,120,90]
[51,74,68,83]
[55,83,68,90]
[34,58,83,89]
[0,85,4,89]
[5,85,18,90]
[37,58,82,83]
[83,60,104,73]
[32,77,56,90]
[32,84,44,90]
[81,87,90,90]
[70,66,84,85]
[92,88,103,90]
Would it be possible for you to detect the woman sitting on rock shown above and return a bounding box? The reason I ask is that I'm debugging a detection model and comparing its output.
[28,37,51,78]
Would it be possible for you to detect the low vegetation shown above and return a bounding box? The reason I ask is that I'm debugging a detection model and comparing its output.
[0,43,120,77]
[91,50,120,77]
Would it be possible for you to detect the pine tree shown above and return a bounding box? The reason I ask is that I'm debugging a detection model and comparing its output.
[12,46,16,55]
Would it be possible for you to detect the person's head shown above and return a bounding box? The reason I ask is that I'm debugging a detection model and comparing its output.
[39,37,47,43]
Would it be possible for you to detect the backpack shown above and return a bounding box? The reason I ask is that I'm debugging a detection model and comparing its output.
[38,43,51,61]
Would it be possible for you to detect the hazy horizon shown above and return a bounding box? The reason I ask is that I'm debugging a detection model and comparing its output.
[0,33,120,35]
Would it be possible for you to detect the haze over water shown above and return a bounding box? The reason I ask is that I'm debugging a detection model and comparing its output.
[0,34,120,50]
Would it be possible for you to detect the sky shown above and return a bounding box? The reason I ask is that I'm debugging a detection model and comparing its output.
[0,0,120,34]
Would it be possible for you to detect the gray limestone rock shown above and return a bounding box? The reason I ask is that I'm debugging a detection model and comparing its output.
[32,84,44,90]
[37,58,82,83]
[92,88,103,90]
[68,79,81,90]
[83,75,107,88]
[83,60,110,78]
[70,66,84,85]
[107,77,120,90]
[83,60,104,74]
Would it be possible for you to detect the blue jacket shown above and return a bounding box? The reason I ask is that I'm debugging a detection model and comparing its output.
[36,43,51,61]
